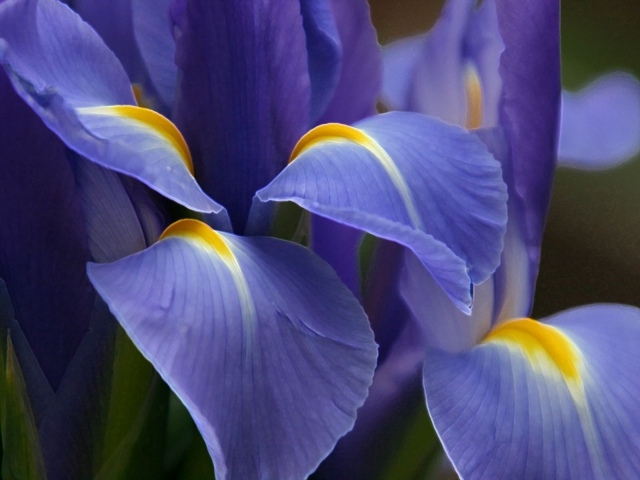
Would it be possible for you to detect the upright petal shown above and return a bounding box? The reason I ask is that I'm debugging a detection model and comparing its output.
[0,0,221,213]
[423,304,640,479]
[254,112,508,312]
[131,0,177,109]
[495,0,561,277]
[75,0,145,85]
[0,72,93,388]
[408,0,474,125]
[559,73,640,169]
[172,0,311,231]
[318,0,382,125]
[87,219,377,479]
[382,0,502,128]
[299,0,341,124]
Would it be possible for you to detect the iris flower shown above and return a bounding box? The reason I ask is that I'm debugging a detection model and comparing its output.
[321,0,640,478]
[0,0,510,478]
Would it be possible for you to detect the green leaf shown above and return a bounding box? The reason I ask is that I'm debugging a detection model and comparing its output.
[93,327,169,480]
[1,334,47,480]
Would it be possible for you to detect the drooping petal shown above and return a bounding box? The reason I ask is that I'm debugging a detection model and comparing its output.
[0,0,221,214]
[318,0,382,125]
[0,72,94,388]
[254,112,508,312]
[495,0,561,271]
[423,304,640,479]
[172,0,311,231]
[559,73,640,169]
[400,250,494,353]
[87,219,377,480]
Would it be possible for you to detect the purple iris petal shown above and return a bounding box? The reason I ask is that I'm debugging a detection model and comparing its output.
[495,0,561,278]
[75,0,145,85]
[0,0,221,214]
[300,0,341,123]
[0,72,93,389]
[559,73,640,169]
[424,304,640,479]
[87,225,377,479]
[131,0,177,109]
[318,0,382,125]
[256,112,508,312]
[172,0,311,232]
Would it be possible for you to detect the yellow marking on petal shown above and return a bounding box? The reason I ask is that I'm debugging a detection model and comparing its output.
[162,219,258,356]
[160,219,233,261]
[77,105,194,175]
[483,318,581,382]
[484,318,607,475]
[289,123,424,229]
[465,66,483,130]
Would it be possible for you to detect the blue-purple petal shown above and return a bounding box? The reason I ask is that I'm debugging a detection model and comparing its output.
[0,72,94,388]
[317,0,382,125]
[559,73,640,169]
[255,112,508,312]
[300,0,341,123]
[131,0,177,109]
[0,0,221,214]
[87,223,377,479]
[75,0,145,85]
[495,0,561,270]
[423,304,640,479]
[172,0,311,231]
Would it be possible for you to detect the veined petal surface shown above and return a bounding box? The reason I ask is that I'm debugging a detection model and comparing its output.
[87,220,377,479]
[0,0,221,213]
[559,73,640,169]
[495,0,560,269]
[172,0,311,231]
[255,112,507,312]
[423,304,640,479]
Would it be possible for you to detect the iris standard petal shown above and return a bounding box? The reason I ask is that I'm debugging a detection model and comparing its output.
[87,219,377,480]
[0,0,221,214]
[495,0,560,259]
[255,112,507,312]
[317,0,382,125]
[0,73,94,389]
[172,0,311,231]
[300,0,341,123]
[131,0,177,109]
[75,0,145,85]
[559,73,640,169]
[381,33,426,111]
[408,0,473,125]
[423,304,640,479]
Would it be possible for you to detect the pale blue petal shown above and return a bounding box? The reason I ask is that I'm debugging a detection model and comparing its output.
[87,222,377,479]
[559,73,640,169]
[424,304,640,479]
[255,112,508,312]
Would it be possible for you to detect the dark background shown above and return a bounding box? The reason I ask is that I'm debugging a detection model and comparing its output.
[369,0,640,319]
